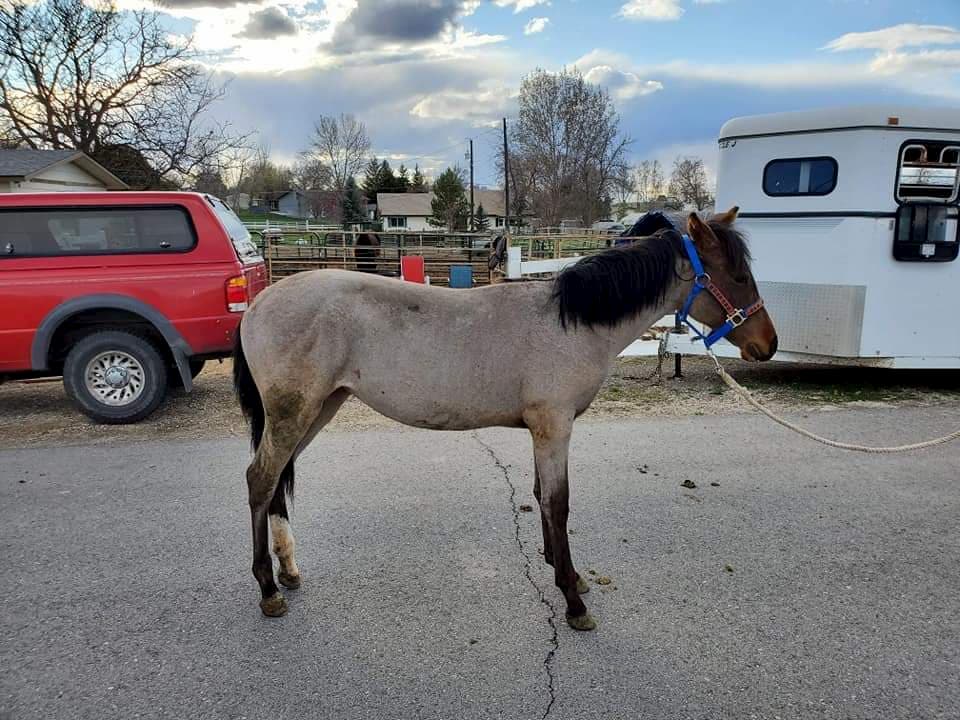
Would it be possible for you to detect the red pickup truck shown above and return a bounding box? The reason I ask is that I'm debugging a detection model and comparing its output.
[0,192,267,423]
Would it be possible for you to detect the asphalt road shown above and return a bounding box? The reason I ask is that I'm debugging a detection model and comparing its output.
[2,408,958,720]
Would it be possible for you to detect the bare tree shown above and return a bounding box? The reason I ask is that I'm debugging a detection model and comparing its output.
[308,113,371,192]
[634,159,666,205]
[292,154,331,191]
[612,164,635,208]
[668,156,713,211]
[0,0,248,187]
[508,68,631,227]
[649,160,665,202]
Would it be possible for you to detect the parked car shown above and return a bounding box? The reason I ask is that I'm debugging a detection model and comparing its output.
[0,192,267,423]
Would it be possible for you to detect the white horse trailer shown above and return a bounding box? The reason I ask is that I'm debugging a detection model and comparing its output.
[646,106,960,368]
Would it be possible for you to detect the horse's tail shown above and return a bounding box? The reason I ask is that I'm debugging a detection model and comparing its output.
[233,320,264,450]
[234,320,295,513]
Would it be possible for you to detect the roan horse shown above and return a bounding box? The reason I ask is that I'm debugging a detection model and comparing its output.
[233,208,778,630]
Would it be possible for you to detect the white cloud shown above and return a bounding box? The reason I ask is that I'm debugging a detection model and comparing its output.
[824,24,960,52]
[494,0,549,13]
[410,84,516,126]
[523,16,549,35]
[583,65,663,100]
[869,49,960,76]
[618,0,683,21]
[572,46,960,101]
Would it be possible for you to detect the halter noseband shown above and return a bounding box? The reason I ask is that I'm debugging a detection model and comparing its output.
[676,234,765,348]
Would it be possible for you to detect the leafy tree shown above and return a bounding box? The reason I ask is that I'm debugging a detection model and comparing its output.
[474,202,490,231]
[428,167,469,231]
[411,165,429,192]
[340,176,365,225]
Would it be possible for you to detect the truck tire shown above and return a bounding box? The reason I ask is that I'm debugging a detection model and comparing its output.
[63,330,168,424]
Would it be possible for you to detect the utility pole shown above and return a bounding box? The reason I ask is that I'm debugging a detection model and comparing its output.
[502,118,510,234]
[468,138,475,231]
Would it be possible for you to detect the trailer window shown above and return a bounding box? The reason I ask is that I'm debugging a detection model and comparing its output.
[763,157,837,197]
[896,140,960,203]
[0,206,196,257]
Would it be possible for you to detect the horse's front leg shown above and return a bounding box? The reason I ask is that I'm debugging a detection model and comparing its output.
[534,457,590,591]
[527,410,595,631]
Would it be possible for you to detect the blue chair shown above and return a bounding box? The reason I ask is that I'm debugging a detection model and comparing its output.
[449,264,473,289]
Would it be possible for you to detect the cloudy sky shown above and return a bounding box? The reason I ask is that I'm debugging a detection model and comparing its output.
[141,0,960,185]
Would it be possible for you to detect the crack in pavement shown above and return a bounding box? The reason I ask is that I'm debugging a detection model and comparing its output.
[473,432,559,720]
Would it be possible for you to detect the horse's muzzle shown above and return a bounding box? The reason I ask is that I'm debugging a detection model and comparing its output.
[742,335,778,362]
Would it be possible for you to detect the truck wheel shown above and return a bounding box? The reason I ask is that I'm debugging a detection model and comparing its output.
[63,331,168,424]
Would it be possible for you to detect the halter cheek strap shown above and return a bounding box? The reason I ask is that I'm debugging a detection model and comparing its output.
[676,234,765,348]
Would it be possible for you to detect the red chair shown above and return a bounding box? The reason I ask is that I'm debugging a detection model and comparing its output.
[400,255,426,284]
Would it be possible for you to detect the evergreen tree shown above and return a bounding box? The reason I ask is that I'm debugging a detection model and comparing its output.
[341,176,365,225]
[428,167,469,231]
[411,164,429,192]
[396,164,410,192]
[474,202,490,231]
[361,156,381,203]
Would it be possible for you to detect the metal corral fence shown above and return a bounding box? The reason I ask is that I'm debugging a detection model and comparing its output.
[247,227,622,286]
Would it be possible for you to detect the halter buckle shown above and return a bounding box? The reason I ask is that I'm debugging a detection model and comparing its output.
[694,273,711,289]
[728,309,747,328]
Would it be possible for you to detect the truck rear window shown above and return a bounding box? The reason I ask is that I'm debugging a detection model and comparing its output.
[207,197,262,263]
[0,206,196,257]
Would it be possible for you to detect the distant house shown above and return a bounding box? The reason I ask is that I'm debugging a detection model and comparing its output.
[251,190,311,218]
[377,189,529,231]
[377,192,433,230]
[249,189,347,221]
[0,149,128,192]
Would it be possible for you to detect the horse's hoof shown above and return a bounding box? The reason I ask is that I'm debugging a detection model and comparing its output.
[566,612,597,631]
[576,576,590,594]
[278,571,302,589]
[260,593,288,617]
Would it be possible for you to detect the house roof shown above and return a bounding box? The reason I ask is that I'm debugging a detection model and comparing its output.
[472,189,506,217]
[377,192,433,216]
[0,148,128,189]
[377,189,517,218]
[720,105,960,140]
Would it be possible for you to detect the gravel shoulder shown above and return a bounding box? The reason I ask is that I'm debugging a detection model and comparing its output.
[2,356,960,449]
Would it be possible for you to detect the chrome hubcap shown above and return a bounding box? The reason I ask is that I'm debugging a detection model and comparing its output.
[84,351,146,406]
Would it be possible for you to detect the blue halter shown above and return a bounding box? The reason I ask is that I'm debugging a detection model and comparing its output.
[675,234,764,348]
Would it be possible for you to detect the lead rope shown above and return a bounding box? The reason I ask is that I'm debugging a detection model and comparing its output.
[704,349,960,453]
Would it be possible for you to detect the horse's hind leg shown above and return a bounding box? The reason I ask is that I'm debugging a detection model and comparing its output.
[526,408,595,631]
[268,388,351,592]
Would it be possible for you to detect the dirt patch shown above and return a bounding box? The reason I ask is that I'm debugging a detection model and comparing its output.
[2,356,960,449]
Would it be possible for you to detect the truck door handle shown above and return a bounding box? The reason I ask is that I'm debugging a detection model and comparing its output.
[3,242,13,255]
[159,241,171,249]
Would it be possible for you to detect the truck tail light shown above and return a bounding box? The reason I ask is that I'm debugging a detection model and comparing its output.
[226,275,249,312]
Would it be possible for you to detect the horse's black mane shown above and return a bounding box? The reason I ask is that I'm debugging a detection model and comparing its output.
[553,219,751,329]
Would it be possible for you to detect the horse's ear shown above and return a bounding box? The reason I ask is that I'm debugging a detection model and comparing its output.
[687,212,719,249]
[714,206,739,225]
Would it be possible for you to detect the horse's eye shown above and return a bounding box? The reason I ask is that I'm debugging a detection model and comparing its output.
[733,275,749,285]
